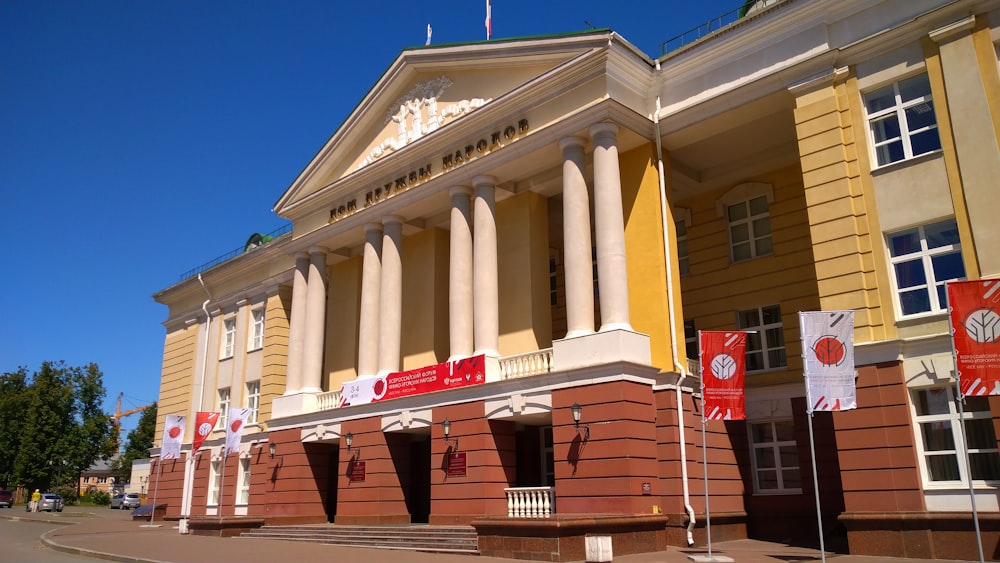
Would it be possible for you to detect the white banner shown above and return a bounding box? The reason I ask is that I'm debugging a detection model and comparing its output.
[800,311,856,412]
[162,414,186,459]
[225,407,252,455]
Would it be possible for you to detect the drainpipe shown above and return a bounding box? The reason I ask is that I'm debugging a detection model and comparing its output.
[179,273,213,534]
[653,61,696,547]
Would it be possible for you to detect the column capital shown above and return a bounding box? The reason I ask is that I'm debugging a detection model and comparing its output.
[382,214,404,227]
[307,245,328,257]
[589,122,619,140]
[449,185,474,198]
[473,175,497,189]
[559,136,586,151]
[295,250,310,260]
[364,221,383,235]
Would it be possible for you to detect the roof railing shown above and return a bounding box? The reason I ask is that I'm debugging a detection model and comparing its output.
[659,0,786,56]
[178,223,292,282]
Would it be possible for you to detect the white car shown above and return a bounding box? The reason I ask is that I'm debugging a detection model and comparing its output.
[109,492,141,509]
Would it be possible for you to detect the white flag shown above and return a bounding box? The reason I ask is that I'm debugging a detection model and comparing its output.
[800,311,856,412]
[225,407,252,455]
[162,415,186,459]
[425,23,432,46]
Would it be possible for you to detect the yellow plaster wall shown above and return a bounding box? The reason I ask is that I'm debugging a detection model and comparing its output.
[620,143,673,372]
[326,256,362,387]
[677,164,820,388]
[259,287,291,426]
[155,324,198,444]
[497,190,553,354]
[401,227,450,369]
[791,76,892,344]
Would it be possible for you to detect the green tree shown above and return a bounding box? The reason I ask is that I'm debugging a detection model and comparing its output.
[111,403,157,479]
[11,361,115,492]
[0,368,29,487]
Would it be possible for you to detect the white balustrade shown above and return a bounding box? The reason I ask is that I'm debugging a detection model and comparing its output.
[316,389,342,411]
[499,349,553,380]
[504,486,555,518]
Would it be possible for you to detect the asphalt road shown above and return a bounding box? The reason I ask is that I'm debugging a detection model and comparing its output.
[0,518,102,563]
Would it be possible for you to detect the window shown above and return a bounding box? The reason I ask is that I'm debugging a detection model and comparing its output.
[97,476,107,484]
[218,387,231,428]
[676,219,690,275]
[887,219,965,317]
[684,319,698,361]
[738,305,786,371]
[245,381,260,425]
[727,196,772,262]
[912,387,1000,486]
[248,309,264,351]
[865,73,941,166]
[237,458,251,504]
[208,460,221,505]
[749,420,801,494]
[549,252,560,306]
[221,317,236,359]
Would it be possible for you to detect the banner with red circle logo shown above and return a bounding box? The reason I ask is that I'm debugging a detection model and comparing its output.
[699,331,747,420]
[225,407,252,455]
[948,280,1000,396]
[339,355,486,407]
[192,411,219,453]
[162,414,186,459]
[800,311,855,412]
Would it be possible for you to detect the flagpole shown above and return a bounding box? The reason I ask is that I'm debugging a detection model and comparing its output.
[698,331,715,559]
[218,450,227,519]
[805,408,826,563]
[946,282,986,563]
[148,455,163,525]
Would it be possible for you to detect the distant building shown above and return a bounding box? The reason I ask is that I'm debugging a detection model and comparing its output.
[127,458,151,498]
[149,1,1000,561]
[79,456,125,495]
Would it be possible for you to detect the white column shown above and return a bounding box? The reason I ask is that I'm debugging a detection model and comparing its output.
[559,136,595,338]
[589,122,632,331]
[284,252,309,394]
[358,222,382,378]
[301,246,328,392]
[377,215,403,376]
[473,175,499,357]
[449,186,475,360]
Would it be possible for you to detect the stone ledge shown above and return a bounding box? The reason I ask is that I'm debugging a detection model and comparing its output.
[187,516,266,537]
[472,514,668,561]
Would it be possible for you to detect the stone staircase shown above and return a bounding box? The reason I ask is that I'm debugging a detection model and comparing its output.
[239,524,480,555]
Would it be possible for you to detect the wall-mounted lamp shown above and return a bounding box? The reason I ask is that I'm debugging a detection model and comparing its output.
[345,432,354,451]
[571,402,590,440]
[442,419,459,450]
[268,442,276,458]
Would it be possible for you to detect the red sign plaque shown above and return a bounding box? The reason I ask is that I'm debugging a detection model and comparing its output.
[446,452,467,477]
[348,460,366,482]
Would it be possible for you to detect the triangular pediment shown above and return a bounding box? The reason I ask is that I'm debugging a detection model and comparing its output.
[274,31,618,217]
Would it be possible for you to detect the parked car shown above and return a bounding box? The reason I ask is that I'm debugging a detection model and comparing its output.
[37,493,63,512]
[109,492,141,510]
[0,490,12,508]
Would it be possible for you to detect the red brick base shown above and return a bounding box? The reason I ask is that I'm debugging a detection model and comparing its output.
[841,511,1000,561]
[472,514,668,561]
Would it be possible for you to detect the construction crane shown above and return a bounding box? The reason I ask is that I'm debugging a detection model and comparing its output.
[111,392,154,451]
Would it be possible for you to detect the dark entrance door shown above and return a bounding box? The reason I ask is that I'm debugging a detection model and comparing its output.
[389,433,431,523]
[324,444,339,522]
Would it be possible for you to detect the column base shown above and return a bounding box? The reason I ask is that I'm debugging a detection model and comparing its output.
[552,328,651,371]
[271,391,319,420]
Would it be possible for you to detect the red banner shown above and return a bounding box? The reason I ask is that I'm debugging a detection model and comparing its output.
[192,412,219,453]
[700,331,747,420]
[949,280,1000,396]
[339,355,486,407]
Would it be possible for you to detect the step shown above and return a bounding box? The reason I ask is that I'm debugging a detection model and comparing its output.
[239,524,480,555]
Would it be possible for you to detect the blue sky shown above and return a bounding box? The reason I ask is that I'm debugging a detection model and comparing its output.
[1,0,742,436]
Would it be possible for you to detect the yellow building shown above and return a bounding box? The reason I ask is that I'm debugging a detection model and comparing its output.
[151,1,1000,560]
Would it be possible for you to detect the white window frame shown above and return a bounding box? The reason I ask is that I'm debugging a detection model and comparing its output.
[864,72,941,167]
[218,387,231,429]
[236,458,251,505]
[886,219,965,319]
[245,380,260,425]
[248,308,264,351]
[221,317,236,359]
[910,386,1000,489]
[726,196,772,263]
[737,305,787,372]
[748,419,802,495]
[675,218,690,275]
[208,459,221,506]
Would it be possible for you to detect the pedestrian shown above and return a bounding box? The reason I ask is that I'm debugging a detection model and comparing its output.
[29,488,40,512]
